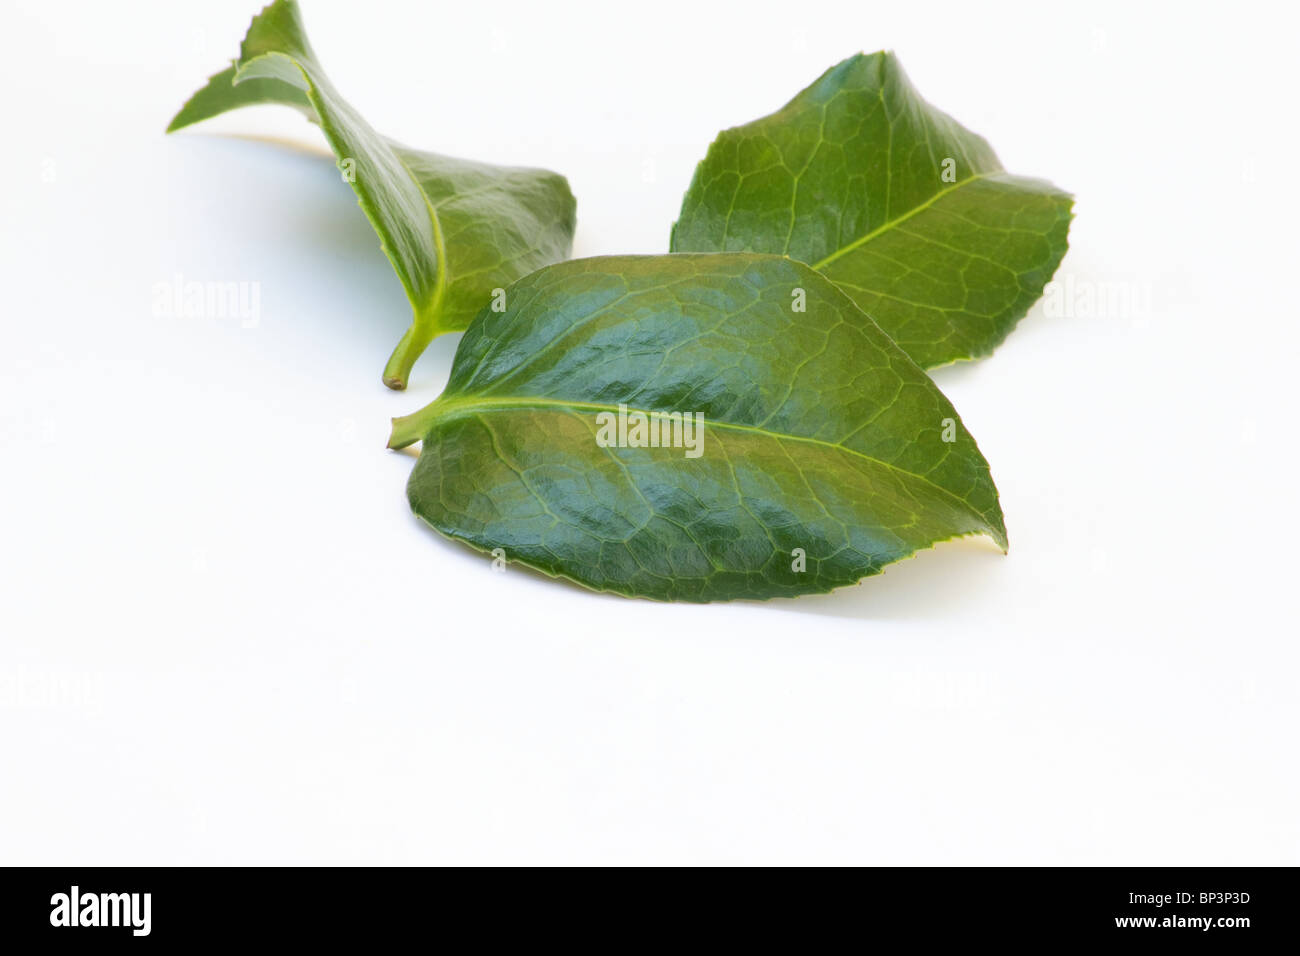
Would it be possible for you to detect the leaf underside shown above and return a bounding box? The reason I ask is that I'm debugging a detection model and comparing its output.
[167,0,577,388]
[670,52,1073,369]
[395,255,1006,602]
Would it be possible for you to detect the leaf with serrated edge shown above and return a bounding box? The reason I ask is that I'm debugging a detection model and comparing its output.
[389,254,1006,602]
[671,52,1072,369]
[167,0,576,389]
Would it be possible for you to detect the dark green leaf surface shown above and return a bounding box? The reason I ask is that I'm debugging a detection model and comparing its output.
[167,0,576,389]
[671,52,1072,368]
[390,255,1006,602]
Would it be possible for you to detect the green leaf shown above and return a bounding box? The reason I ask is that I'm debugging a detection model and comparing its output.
[670,52,1072,368]
[389,254,1006,602]
[167,0,577,389]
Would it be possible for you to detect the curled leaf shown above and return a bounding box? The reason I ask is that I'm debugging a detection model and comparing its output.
[168,0,577,388]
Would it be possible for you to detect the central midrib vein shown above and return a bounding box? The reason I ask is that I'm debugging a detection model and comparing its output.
[300,73,448,329]
[415,393,992,525]
[416,180,449,326]
[810,171,995,271]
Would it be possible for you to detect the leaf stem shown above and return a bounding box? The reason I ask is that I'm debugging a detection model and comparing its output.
[382,325,436,391]
[387,397,443,449]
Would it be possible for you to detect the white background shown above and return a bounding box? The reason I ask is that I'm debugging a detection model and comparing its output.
[2,0,1296,865]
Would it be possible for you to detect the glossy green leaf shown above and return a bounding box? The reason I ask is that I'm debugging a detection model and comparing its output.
[389,255,1006,602]
[670,52,1072,368]
[167,0,576,389]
